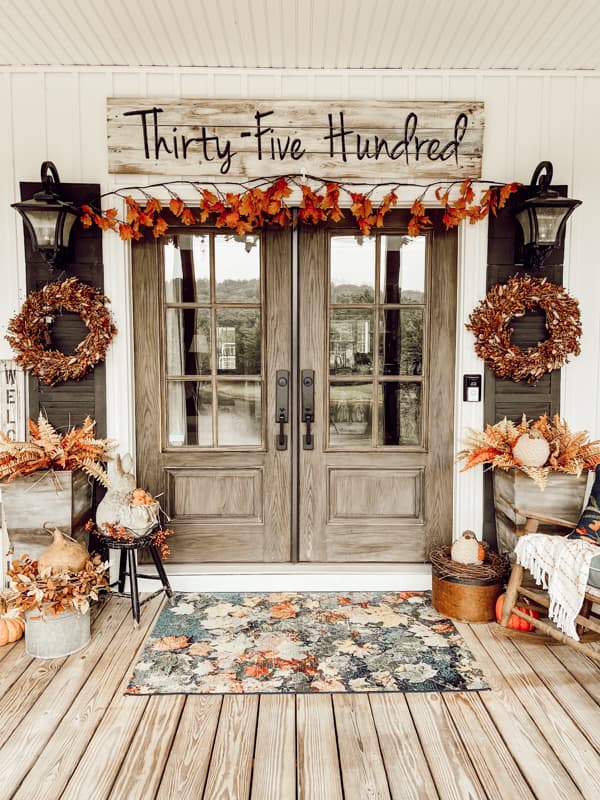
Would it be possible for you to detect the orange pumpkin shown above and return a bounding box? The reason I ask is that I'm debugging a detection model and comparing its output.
[495,593,540,632]
[0,594,25,647]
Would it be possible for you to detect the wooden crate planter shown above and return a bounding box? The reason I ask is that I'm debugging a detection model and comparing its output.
[493,469,589,559]
[1,470,92,560]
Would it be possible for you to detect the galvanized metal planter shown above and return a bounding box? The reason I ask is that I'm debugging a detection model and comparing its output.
[24,607,91,659]
[493,468,589,559]
[1,470,92,560]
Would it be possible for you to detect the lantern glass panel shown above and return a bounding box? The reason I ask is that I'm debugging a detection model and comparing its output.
[24,209,59,247]
[535,207,565,244]
[58,211,78,248]
[515,208,532,246]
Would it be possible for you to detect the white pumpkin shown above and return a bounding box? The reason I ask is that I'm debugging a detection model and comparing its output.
[512,431,550,467]
[451,531,485,565]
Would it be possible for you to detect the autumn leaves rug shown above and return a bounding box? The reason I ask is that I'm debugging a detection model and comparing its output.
[125,591,489,695]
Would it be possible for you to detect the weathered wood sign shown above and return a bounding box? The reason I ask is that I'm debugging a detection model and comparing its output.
[107,99,484,181]
[0,360,25,441]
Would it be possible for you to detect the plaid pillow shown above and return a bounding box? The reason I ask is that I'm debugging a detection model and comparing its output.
[567,465,600,546]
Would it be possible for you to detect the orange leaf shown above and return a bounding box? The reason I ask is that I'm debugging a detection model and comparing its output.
[152,217,168,238]
[180,208,197,225]
[169,197,185,217]
[119,223,134,240]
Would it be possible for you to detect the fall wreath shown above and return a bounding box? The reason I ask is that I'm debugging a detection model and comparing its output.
[466,275,581,383]
[6,277,117,385]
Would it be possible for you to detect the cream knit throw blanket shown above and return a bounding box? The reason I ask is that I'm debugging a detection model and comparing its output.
[514,534,597,641]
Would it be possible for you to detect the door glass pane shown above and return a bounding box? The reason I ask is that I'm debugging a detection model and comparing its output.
[167,381,212,446]
[330,309,374,375]
[330,236,375,303]
[378,382,422,446]
[379,309,424,376]
[166,309,211,375]
[329,382,373,447]
[216,309,261,375]
[217,381,262,446]
[164,235,210,303]
[215,235,261,303]
[380,235,426,304]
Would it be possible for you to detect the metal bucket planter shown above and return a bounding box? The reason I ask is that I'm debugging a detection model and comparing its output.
[493,469,589,559]
[24,607,90,659]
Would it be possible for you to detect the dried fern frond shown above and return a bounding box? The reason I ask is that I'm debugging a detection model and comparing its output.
[0,414,114,487]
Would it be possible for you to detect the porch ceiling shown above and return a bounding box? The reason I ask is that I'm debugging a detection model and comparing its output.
[0,0,599,71]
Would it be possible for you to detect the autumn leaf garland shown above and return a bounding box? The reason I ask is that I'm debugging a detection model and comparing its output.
[81,176,521,241]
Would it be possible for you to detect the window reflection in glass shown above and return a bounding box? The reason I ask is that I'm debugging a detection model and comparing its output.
[379,309,424,376]
[215,235,260,303]
[377,382,422,446]
[215,309,261,375]
[167,381,212,446]
[217,381,262,446]
[166,309,211,376]
[329,382,373,447]
[380,236,426,304]
[329,309,374,375]
[330,236,375,303]
[164,235,210,303]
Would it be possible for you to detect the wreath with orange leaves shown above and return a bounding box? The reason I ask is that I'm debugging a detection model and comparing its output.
[466,275,581,383]
[6,277,117,386]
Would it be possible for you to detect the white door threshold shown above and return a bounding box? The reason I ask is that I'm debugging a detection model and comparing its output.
[137,563,432,593]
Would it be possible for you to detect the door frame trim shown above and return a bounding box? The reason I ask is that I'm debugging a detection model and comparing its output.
[105,200,486,558]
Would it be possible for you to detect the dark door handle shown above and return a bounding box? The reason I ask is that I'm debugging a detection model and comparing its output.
[275,370,289,450]
[301,369,314,450]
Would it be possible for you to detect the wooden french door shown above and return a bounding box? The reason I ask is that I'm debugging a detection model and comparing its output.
[133,227,292,562]
[298,213,457,561]
[132,212,456,564]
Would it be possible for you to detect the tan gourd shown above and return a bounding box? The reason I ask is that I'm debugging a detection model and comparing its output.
[0,592,24,646]
[38,527,90,574]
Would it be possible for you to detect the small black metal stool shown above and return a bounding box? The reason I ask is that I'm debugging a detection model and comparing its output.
[105,528,173,624]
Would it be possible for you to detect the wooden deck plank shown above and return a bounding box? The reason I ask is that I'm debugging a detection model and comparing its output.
[297,694,343,800]
[333,694,391,800]
[203,694,259,800]
[0,599,124,751]
[512,639,600,753]
[0,640,18,663]
[369,694,439,800]
[473,623,600,798]
[108,694,186,800]
[456,622,583,799]
[2,603,130,791]
[12,598,159,800]
[251,695,296,800]
[443,692,536,800]
[405,692,486,800]
[156,696,222,800]
[0,642,33,697]
[58,596,165,800]
[551,644,600,704]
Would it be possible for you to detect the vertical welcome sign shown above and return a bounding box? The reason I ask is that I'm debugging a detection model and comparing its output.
[107,99,484,181]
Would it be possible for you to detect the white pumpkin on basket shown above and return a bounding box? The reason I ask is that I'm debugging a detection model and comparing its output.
[451,531,485,565]
[96,453,159,536]
[512,430,550,468]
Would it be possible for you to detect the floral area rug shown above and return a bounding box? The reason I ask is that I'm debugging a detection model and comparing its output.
[125,591,489,695]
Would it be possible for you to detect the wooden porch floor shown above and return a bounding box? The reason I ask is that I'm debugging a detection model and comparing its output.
[1,595,600,800]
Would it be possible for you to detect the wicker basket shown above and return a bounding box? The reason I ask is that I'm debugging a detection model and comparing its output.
[430,546,509,623]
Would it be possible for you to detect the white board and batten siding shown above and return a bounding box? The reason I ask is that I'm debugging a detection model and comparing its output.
[1,69,599,588]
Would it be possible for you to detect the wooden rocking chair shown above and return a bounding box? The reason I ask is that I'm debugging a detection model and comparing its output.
[498,509,600,664]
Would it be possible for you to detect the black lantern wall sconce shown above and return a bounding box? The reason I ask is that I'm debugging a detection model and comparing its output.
[512,160,582,270]
[11,161,79,270]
